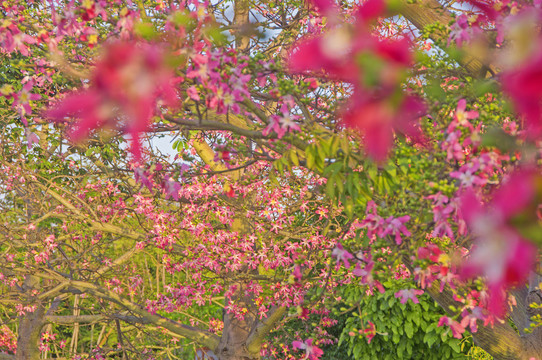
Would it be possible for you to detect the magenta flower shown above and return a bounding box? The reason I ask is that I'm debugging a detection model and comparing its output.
[360,201,384,238]
[449,99,478,132]
[352,254,385,294]
[12,81,41,125]
[394,289,424,304]
[363,321,376,343]
[503,62,542,137]
[288,0,425,161]
[309,0,336,13]
[331,243,354,269]
[25,128,40,149]
[289,22,413,87]
[450,165,487,188]
[293,265,303,280]
[381,215,411,245]
[164,176,181,201]
[134,167,153,191]
[262,104,301,138]
[460,169,540,316]
[292,338,323,360]
[448,14,471,46]
[442,130,465,161]
[46,41,176,159]
[438,316,466,339]
[342,95,425,162]
[186,86,200,101]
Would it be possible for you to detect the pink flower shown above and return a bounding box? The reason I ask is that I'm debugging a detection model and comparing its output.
[449,99,478,132]
[448,14,471,46]
[331,243,354,269]
[460,306,487,333]
[381,215,411,245]
[186,86,200,101]
[427,192,456,239]
[263,105,301,138]
[352,260,385,294]
[438,316,465,339]
[164,176,181,201]
[292,338,323,360]
[46,41,176,159]
[288,29,360,83]
[500,29,542,139]
[450,162,487,188]
[460,169,540,316]
[293,265,303,280]
[13,81,41,125]
[360,201,384,238]
[25,128,40,149]
[289,21,412,87]
[288,0,425,161]
[504,68,542,137]
[134,167,153,191]
[363,321,376,343]
[343,95,425,161]
[394,289,424,304]
[308,0,337,14]
[442,130,465,161]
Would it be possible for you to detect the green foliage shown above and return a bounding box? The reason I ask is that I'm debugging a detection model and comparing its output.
[337,282,473,360]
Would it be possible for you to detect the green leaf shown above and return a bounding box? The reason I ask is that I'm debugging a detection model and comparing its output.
[426,333,436,347]
[405,321,414,339]
[449,338,461,353]
[134,22,157,39]
[290,150,299,166]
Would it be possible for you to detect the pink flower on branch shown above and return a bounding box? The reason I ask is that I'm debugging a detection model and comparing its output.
[292,338,323,360]
[331,243,354,269]
[352,256,385,294]
[12,80,41,125]
[363,321,376,343]
[381,215,411,245]
[438,316,465,339]
[46,41,177,159]
[497,9,542,139]
[164,175,181,201]
[450,99,478,132]
[360,201,412,244]
[394,288,424,304]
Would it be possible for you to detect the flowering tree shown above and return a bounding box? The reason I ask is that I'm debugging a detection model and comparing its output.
[1,0,542,360]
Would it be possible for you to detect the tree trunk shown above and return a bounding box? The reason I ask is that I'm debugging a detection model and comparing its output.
[15,276,45,360]
[215,284,260,360]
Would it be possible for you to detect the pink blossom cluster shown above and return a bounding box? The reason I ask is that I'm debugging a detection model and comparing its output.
[360,201,411,245]
[0,326,16,354]
[288,0,426,160]
[47,41,178,159]
[39,332,56,353]
[426,192,462,239]
[460,170,540,316]
[0,12,37,56]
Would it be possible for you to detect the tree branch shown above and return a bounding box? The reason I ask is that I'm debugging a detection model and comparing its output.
[424,282,535,360]
[66,280,221,350]
[398,0,496,77]
[246,306,287,355]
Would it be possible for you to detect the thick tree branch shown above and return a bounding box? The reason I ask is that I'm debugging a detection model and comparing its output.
[398,0,496,77]
[164,116,273,139]
[424,283,537,360]
[67,280,221,350]
[246,306,287,355]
